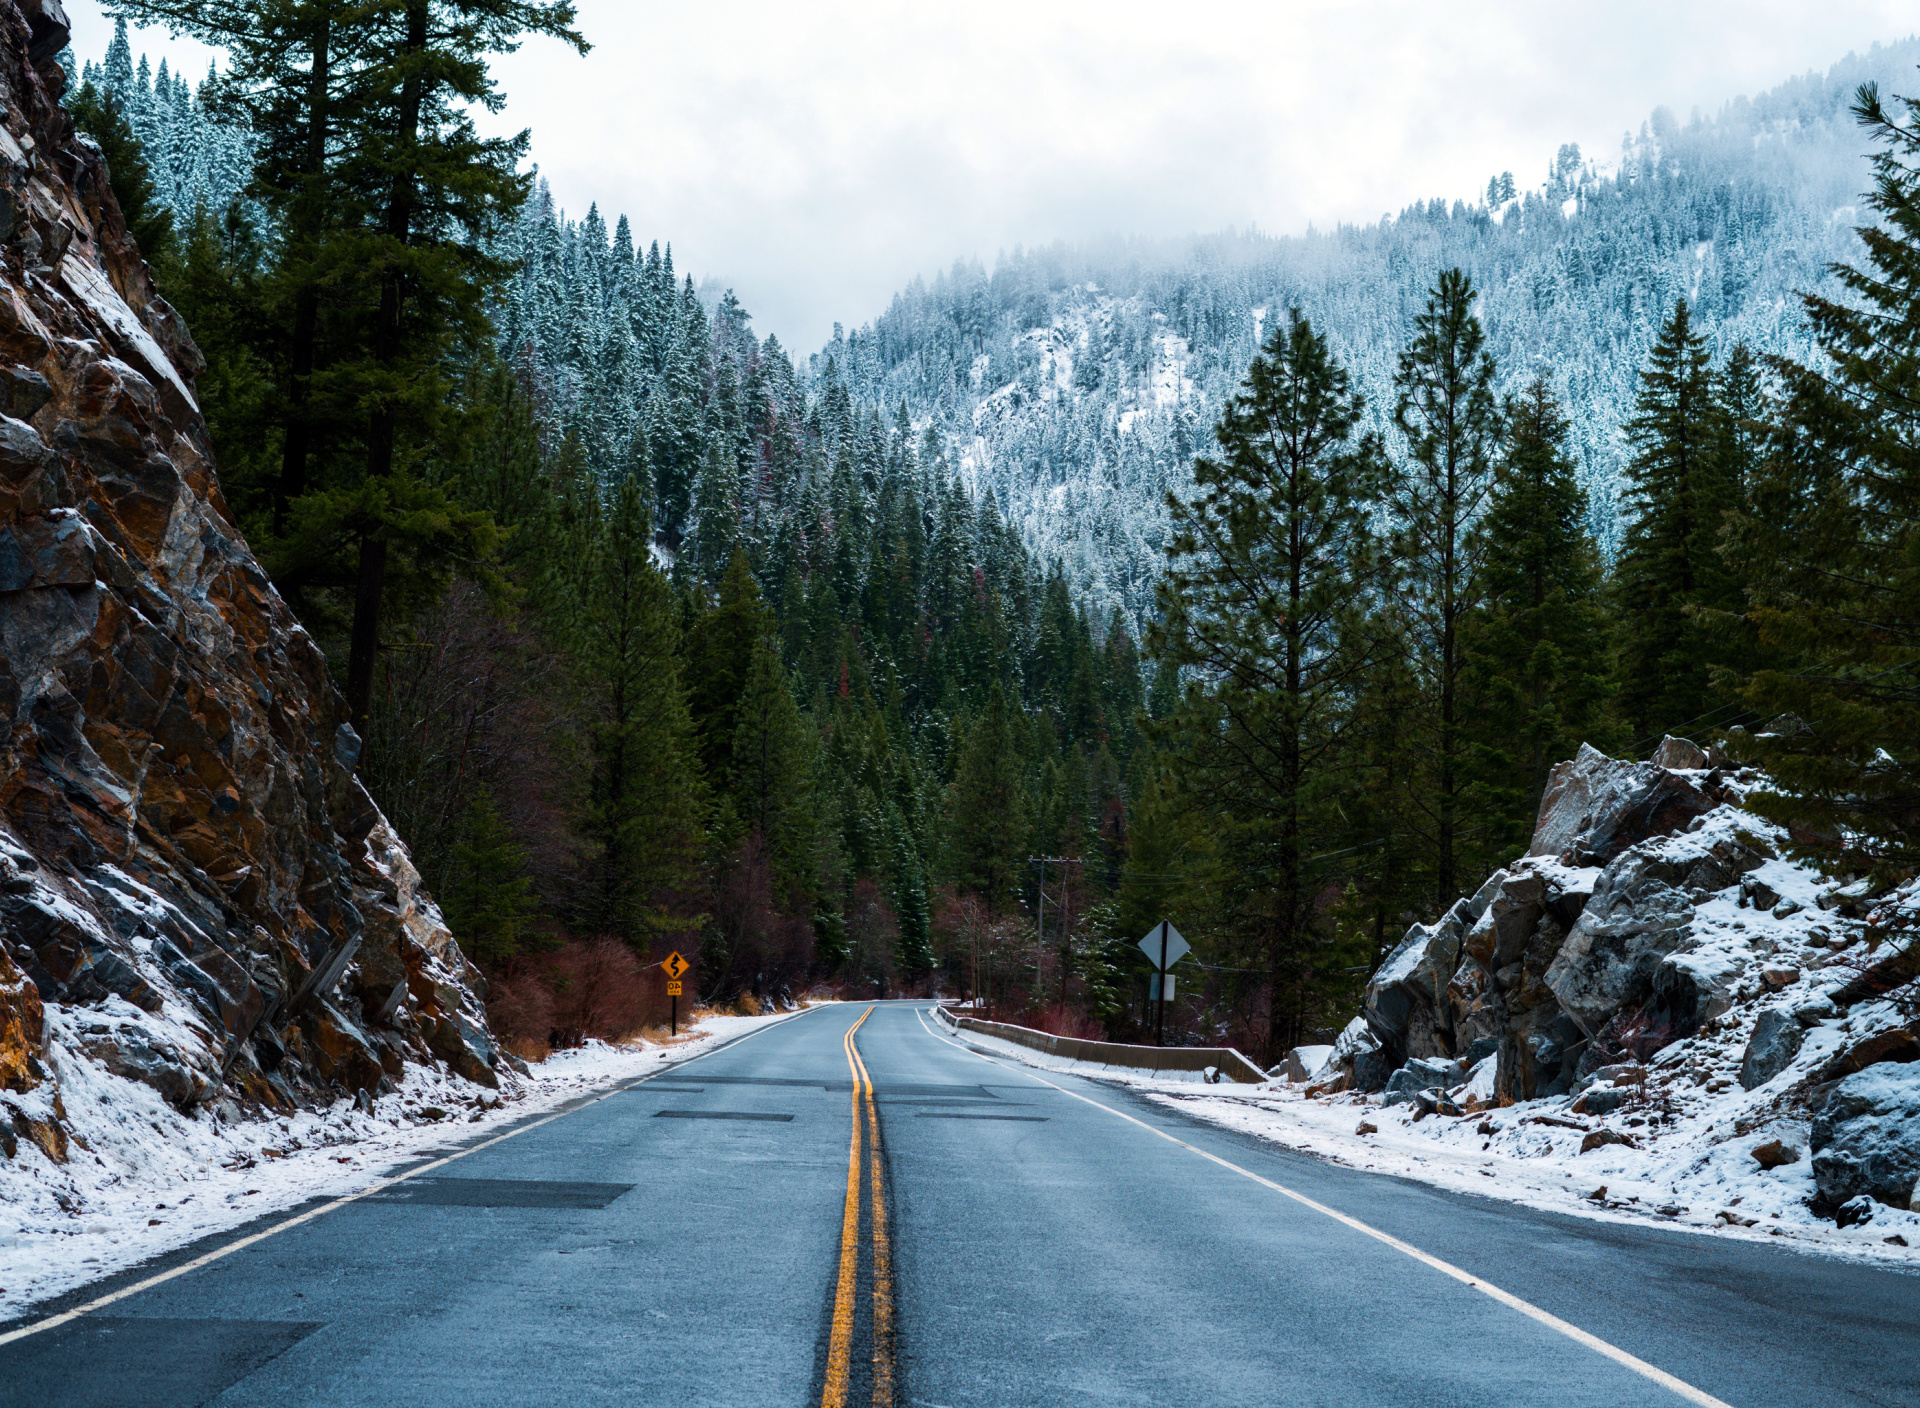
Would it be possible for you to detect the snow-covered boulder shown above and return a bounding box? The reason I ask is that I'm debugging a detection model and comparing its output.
[1544,833,1764,1036]
[1280,1044,1334,1082]
[1382,1056,1462,1106]
[1335,745,1829,1105]
[1529,743,1720,866]
[1323,1015,1392,1093]
[1811,1063,1920,1210]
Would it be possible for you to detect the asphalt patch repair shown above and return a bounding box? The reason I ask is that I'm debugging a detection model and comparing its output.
[0,1316,323,1408]
[362,1177,636,1209]
[652,1110,796,1122]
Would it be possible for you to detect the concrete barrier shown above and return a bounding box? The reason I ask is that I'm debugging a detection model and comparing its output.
[936,1008,1267,1084]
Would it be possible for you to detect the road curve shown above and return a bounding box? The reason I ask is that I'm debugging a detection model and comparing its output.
[5,1001,1918,1407]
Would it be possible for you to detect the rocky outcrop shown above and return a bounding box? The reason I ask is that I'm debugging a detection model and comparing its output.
[0,3,501,1162]
[1344,740,1759,1100]
[1811,1064,1920,1210]
[1528,742,1718,867]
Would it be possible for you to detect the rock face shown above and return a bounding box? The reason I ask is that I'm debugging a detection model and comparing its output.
[1739,1009,1805,1091]
[0,4,500,1158]
[1811,1064,1920,1210]
[1343,743,1756,1100]
[1528,743,1717,868]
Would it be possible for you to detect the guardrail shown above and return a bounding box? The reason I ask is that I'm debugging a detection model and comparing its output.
[935,1007,1267,1084]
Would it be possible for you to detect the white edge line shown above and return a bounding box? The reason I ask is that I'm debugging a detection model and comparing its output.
[913,1005,1735,1408]
[0,1006,820,1348]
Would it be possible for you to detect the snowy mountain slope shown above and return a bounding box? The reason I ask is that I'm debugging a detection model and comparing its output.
[821,39,1920,630]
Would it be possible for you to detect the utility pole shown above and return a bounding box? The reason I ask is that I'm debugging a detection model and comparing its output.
[1033,856,1045,1010]
[1029,856,1083,1016]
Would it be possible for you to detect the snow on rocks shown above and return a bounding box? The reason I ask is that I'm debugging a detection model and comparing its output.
[0,1007,803,1317]
[1209,738,1920,1259]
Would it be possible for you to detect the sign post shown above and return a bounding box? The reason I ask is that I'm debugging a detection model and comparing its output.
[662,952,690,1036]
[1136,921,1188,1046]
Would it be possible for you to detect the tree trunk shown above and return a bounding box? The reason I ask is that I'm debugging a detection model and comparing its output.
[274,15,331,536]
[345,2,428,755]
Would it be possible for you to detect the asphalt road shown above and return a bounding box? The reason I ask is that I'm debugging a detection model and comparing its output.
[6,1001,1920,1407]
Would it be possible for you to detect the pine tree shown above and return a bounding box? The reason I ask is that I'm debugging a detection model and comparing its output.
[337,1,590,750]
[1613,297,1741,740]
[684,550,773,789]
[441,787,539,965]
[1389,268,1502,900]
[731,631,817,888]
[1149,310,1390,1053]
[1733,83,1920,874]
[66,78,177,271]
[1461,377,1611,852]
[943,686,1031,910]
[568,473,704,939]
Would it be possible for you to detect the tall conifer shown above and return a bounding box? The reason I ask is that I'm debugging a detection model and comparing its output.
[1461,378,1610,851]
[1389,269,1502,900]
[1150,311,1389,1052]
[1613,298,1741,739]
[1734,83,1920,872]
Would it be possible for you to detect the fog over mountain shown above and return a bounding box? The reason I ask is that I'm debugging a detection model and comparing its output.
[83,28,1920,631]
[807,40,1919,628]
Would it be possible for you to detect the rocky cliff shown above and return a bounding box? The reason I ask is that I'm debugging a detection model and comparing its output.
[1322,738,1920,1225]
[0,1,502,1173]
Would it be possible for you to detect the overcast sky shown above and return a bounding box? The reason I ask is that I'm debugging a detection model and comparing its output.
[68,1,1918,351]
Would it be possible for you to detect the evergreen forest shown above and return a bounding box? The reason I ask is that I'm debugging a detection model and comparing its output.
[67,9,1920,1066]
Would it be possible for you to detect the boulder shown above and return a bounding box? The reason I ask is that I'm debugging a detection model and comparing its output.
[75,1022,213,1110]
[1528,744,1717,867]
[1497,1009,1587,1101]
[1816,1024,1920,1083]
[1543,852,1696,1034]
[1652,949,1744,1029]
[1740,873,1780,911]
[1326,1017,1394,1094]
[1811,1063,1920,1209]
[1793,996,1838,1027]
[1571,1084,1632,1116]
[1739,1009,1806,1091]
[1281,1044,1334,1083]
[1751,1139,1799,1170]
[1544,834,1762,1038]
[1650,736,1708,771]
[1365,899,1473,1057]
[1383,1057,1462,1105]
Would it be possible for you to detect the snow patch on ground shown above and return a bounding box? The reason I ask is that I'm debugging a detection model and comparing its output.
[0,1007,808,1317]
[935,1002,1920,1271]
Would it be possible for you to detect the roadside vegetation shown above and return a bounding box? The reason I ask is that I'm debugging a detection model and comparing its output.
[73,12,1920,1064]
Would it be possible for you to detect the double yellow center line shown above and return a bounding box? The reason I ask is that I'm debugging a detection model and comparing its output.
[822,1005,894,1408]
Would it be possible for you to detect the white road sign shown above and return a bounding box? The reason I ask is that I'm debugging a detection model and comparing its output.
[1138,921,1189,972]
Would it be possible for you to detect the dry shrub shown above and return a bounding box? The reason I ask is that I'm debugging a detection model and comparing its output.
[486,970,555,1056]
[735,992,763,1017]
[545,939,651,1046]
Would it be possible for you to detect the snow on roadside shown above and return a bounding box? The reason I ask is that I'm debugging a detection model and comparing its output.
[935,1006,1920,1269]
[0,1006,809,1318]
